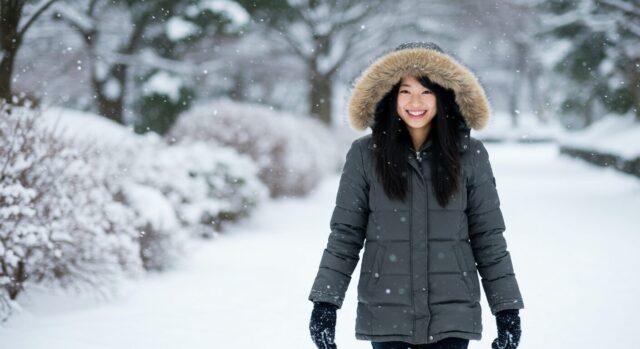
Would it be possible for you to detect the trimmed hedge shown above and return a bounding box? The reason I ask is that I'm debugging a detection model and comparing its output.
[559,146,640,178]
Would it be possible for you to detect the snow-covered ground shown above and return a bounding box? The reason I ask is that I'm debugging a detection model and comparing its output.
[1,143,639,349]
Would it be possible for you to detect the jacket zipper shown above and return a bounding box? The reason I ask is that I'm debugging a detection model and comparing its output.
[423,159,430,340]
[415,151,422,163]
[413,147,431,340]
[408,165,416,340]
[417,150,430,339]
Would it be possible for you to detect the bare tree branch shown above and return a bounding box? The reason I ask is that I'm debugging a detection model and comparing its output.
[621,19,640,39]
[17,0,61,41]
[598,0,640,18]
[272,26,309,59]
[51,2,96,36]
[97,49,197,76]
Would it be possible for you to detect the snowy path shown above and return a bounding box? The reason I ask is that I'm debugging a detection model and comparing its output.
[1,143,639,348]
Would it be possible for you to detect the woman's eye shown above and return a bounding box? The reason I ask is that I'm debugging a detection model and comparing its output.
[423,90,432,94]
[399,90,409,94]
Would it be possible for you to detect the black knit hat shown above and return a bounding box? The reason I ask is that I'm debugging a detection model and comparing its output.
[395,41,444,53]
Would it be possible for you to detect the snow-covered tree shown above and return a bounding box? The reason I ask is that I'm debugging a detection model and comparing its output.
[52,0,250,133]
[228,0,475,127]
[236,0,410,126]
[539,0,640,126]
[449,0,547,127]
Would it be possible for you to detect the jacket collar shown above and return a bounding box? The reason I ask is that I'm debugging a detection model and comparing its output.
[407,125,471,155]
[409,137,433,153]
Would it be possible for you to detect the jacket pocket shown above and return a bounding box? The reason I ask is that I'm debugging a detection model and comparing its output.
[369,244,387,287]
[453,244,480,302]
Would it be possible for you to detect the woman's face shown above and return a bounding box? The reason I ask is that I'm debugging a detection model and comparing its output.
[396,75,437,132]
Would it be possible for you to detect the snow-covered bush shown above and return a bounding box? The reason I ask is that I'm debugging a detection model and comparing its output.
[167,99,341,198]
[129,141,268,238]
[0,103,142,319]
[121,182,184,271]
[92,140,189,272]
[0,101,271,319]
[40,108,188,272]
[42,106,267,251]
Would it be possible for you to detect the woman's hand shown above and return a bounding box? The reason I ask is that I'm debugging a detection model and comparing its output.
[492,309,521,349]
[309,301,338,349]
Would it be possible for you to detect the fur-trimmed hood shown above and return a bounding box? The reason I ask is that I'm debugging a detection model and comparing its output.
[347,42,491,131]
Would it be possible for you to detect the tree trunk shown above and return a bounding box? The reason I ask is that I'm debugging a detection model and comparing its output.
[90,62,126,125]
[631,58,640,122]
[308,60,332,126]
[95,87,125,124]
[8,260,26,300]
[584,97,595,127]
[509,41,528,128]
[0,48,17,102]
[229,70,246,101]
[508,85,519,128]
[528,62,547,124]
[0,0,21,102]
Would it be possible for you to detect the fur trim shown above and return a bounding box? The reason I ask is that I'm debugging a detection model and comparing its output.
[347,48,491,131]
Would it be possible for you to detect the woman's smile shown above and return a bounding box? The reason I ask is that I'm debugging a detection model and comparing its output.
[407,110,427,117]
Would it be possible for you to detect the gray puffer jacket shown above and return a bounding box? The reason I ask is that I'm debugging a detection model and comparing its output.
[308,41,524,345]
[308,131,524,344]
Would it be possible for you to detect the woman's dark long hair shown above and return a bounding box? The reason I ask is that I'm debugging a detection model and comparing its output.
[371,76,464,207]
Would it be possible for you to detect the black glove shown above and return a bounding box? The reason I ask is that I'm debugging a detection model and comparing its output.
[309,301,338,349]
[492,309,521,349]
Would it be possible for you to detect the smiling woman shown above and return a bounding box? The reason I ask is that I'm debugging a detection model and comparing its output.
[308,41,524,349]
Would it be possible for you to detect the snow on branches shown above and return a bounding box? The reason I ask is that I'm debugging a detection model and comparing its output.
[167,99,341,198]
[128,140,268,239]
[0,103,141,319]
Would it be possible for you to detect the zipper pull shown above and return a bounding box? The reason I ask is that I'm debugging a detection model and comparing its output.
[415,151,422,163]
